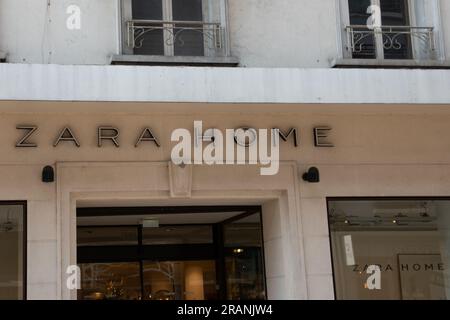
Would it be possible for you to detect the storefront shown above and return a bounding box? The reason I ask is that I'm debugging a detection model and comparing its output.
[0,101,449,300]
[76,206,266,300]
[1,66,450,300]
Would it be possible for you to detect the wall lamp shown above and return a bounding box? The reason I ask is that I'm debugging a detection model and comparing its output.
[302,167,320,183]
[42,166,55,183]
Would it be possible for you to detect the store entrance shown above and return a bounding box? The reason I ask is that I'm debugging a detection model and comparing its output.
[76,206,266,300]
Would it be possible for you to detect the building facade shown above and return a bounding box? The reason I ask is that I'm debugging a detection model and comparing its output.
[1,0,450,300]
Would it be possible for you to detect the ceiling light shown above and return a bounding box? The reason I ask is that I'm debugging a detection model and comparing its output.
[142,219,159,228]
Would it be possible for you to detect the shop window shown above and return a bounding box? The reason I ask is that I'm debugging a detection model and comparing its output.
[0,202,26,300]
[328,198,450,300]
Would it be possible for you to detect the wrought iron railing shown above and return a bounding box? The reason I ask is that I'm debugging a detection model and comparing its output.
[346,25,435,55]
[127,20,224,51]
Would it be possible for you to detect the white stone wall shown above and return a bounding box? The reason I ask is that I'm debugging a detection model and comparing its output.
[1,64,450,104]
[0,0,448,66]
[0,0,118,65]
[227,0,340,67]
[0,165,56,299]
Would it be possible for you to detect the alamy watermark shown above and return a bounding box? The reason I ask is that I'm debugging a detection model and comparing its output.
[366,265,381,290]
[171,121,280,176]
[366,4,382,30]
[66,5,81,30]
[62,3,381,31]
[66,265,81,290]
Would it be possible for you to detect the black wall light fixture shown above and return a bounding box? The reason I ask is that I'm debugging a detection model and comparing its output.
[42,166,55,183]
[302,167,320,183]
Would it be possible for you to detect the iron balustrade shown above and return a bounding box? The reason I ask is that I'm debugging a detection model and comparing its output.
[127,20,224,53]
[346,25,435,57]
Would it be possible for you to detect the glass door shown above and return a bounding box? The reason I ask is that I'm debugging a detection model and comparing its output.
[77,207,267,300]
[222,213,267,300]
[142,260,217,300]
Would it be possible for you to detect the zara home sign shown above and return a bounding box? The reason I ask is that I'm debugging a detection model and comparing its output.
[14,124,334,149]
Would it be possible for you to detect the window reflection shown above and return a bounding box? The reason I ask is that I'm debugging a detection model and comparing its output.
[329,199,450,300]
[347,0,412,59]
[77,210,267,300]
[143,260,217,300]
[380,0,411,59]
[0,204,24,300]
[78,226,138,246]
[348,0,375,59]
[143,225,213,245]
[78,262,141,300]
[223,213,266,300]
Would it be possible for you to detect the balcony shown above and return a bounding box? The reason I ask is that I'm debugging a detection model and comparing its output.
[112,0,237,67]
[347,25,435,56]
[333,25,450,69]
[127,20,224,52]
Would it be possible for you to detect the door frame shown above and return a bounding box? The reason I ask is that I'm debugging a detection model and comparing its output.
[57,161,306,300]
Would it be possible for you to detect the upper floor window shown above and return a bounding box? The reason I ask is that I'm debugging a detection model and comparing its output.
[119,0,233,63]
[341,0,440,61]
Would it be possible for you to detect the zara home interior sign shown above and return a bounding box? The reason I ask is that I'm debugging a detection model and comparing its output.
[14,125,335,149]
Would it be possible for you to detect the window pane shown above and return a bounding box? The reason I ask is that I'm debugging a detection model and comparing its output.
[143,225,213,245]
[0,204,24,300]
[380,0,409,26]
[172,0,203,21]
[78,262,141,300]
[329,199,450,300]
[380,0,411,59]
[142,260,217,300]
[172,0,205,56]
[132,0,163,20]
[224,216,263,248]
[348,0,375,59]
[223,213,266,300]
[77,226,138,246]
[348,0,371,25]
[132,0,164,55]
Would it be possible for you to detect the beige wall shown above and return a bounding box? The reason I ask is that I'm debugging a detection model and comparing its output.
[1,102,450,299]
[2,101,450,165]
